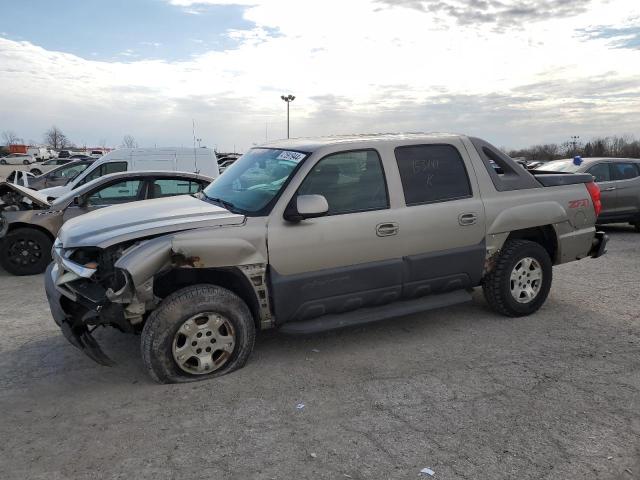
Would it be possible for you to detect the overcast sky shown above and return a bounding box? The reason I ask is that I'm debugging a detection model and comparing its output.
[0,0,638,151]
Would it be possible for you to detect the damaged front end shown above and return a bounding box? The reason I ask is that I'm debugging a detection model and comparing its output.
[45,239,159,365]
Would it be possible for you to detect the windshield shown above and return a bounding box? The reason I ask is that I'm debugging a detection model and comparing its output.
[203,148,308,214]
[534,160,581,172]
[45,161,91,181]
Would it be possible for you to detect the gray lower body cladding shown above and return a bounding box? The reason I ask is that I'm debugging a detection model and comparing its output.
[269,241,485,325]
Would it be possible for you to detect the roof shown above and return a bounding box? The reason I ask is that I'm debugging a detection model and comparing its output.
[552,157,640,164]
[259,132,464,152]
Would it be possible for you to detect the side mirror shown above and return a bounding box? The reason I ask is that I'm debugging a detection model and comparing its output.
[73,195,86,207]
[284,194,329,222]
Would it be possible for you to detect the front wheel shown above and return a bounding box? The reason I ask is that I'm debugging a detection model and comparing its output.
[0,159,6,165]
[141,284,256,383]
[23,159,30,165]
[482,239,552,317]
[0,228,53,275]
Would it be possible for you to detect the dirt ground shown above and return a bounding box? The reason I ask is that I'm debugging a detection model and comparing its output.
[0,225,638,479]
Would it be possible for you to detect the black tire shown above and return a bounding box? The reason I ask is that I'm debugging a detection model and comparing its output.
[0,159,6,165]
[482,239,553,317]
[23,159,30,165]
[632,222,640,233]
[0,228,53,276]
[141,284,255,384]
[30,168,42,176]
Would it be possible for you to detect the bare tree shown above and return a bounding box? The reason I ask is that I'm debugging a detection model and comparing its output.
[121,135,138,149]
[43,126,69,150]
[2,130,23,146]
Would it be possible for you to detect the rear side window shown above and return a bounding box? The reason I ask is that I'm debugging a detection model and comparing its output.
[612,162,639,180]
[151,178,203,198]
[394,144,472,205]
[586,163,611,182]
[80,162,127,185]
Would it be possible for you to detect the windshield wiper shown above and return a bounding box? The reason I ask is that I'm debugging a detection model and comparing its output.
[203,193,239,213]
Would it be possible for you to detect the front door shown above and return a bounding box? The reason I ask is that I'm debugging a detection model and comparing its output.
[63,179,146,222]
[267,149,403,324]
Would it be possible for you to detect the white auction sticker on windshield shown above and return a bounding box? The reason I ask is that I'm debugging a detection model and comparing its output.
[277,151,306,162]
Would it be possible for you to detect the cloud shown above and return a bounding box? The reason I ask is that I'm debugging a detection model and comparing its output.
[375,0,599,27]
[0,0,639,150]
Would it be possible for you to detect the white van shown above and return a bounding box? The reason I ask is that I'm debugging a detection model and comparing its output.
[38,147,219,198]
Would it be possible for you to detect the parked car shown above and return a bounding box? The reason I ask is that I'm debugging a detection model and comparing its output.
[0,153,35,165]
[44,133,607,382]
[535,157,640,230]
[57,150,71,158]
[89,150,104,158]
[218,158,237,172]
[23,159,96,191]
[29,158,73,176]
[0,170,213,275]
[39,147,220,199]
[27,147,53,161]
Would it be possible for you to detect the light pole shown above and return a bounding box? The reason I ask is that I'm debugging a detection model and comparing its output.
[280,94,295,138]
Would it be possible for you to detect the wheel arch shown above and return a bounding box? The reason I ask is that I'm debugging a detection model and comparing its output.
[153,267,267,329]
[505,225,558,263]
[6,223,56,242]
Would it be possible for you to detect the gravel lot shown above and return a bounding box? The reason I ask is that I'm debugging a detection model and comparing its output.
[0,225,638,480]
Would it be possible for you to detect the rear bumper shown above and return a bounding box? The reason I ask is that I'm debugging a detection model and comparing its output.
[589,231,608,259]
[44,262,115,366]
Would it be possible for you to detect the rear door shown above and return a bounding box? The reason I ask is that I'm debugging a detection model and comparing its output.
[393,142,486,297]
[585,162,616,218]
[148,177,206,198]
[611,162,640,218]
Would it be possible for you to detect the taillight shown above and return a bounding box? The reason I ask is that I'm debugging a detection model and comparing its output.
[586,181,602,217]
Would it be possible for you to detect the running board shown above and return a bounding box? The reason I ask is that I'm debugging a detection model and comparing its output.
[278,289,473,334]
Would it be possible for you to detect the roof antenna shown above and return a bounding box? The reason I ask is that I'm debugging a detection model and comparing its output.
[192,119,199,174]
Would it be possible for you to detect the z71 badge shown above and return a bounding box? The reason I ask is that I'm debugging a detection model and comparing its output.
[568,199,589,208]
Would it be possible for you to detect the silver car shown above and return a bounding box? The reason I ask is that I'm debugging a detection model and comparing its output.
[536,157,640,230]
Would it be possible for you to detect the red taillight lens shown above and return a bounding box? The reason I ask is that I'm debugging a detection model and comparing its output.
[586,181,602,217]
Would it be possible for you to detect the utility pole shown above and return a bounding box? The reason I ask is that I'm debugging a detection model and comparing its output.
[280,94,295,139]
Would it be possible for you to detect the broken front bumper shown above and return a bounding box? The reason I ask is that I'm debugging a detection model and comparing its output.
[44,262,115,366]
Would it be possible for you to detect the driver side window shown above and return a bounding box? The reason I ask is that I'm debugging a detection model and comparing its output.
[297,149,388,215]
[87,180,143,206]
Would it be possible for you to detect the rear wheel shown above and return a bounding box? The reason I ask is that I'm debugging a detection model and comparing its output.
[631,222,640,233]
[482,239,552,317]
[0,159,6,165]
[141,284,255,384]
[23,159,30,165]
[0,228,53,275]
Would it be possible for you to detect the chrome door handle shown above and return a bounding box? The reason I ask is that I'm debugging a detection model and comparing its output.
[376,222,399,237]
[458,213,478,226]
[602,187,616,191]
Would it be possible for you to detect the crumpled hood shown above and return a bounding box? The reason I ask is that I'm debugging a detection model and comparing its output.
[57,195,245,248]
[0,182,51,209]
